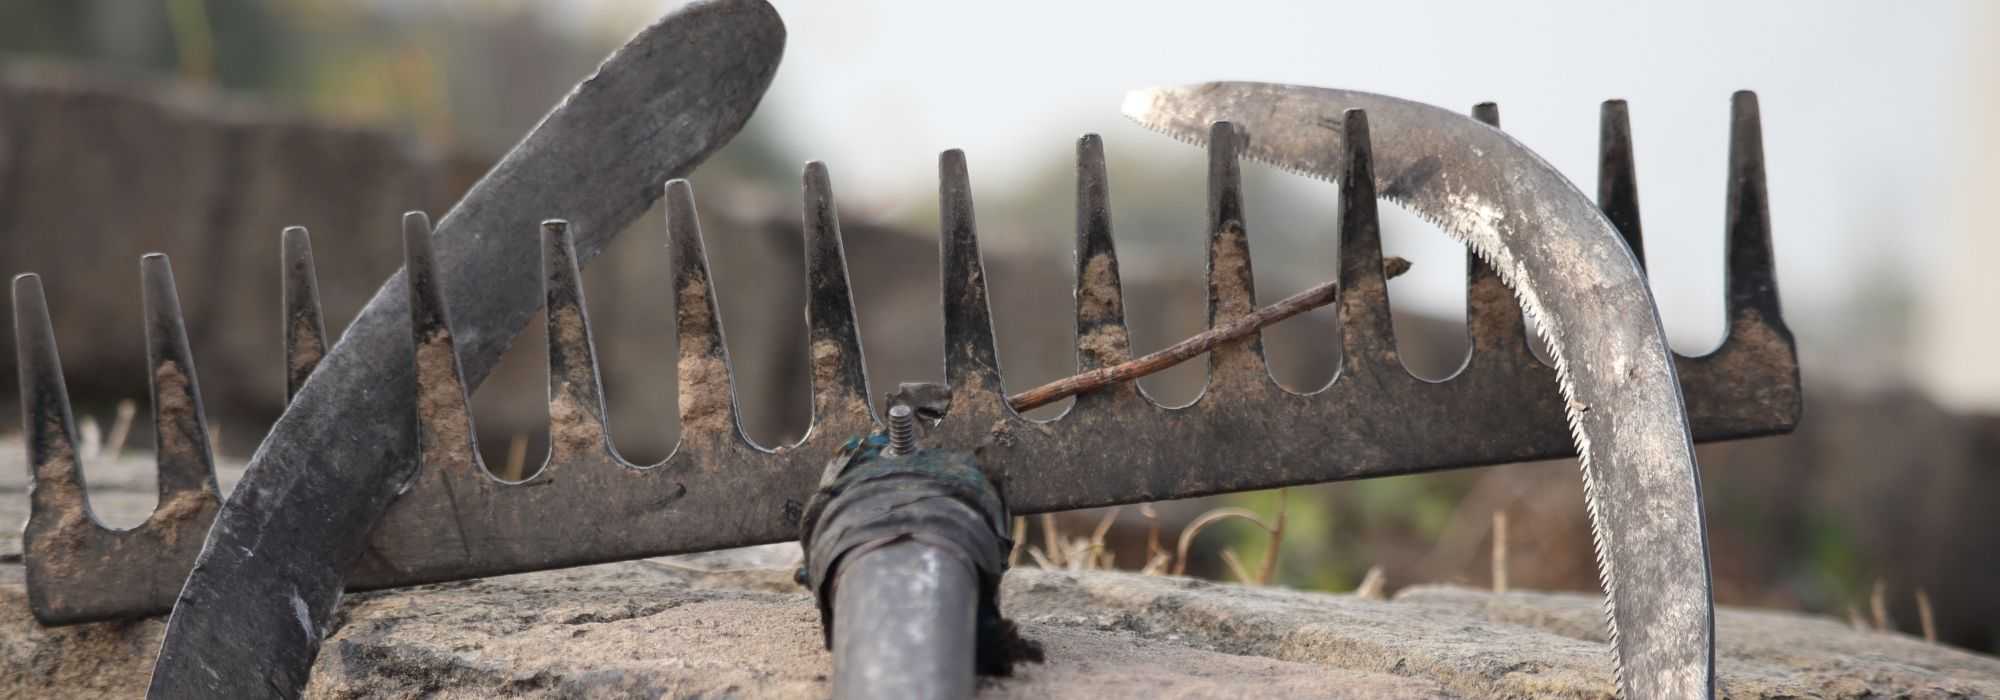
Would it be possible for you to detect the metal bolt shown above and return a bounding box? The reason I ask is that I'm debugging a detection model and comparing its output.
[887,404,917,456]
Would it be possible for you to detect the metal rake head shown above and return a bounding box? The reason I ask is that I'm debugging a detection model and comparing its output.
[13,96,1798,625]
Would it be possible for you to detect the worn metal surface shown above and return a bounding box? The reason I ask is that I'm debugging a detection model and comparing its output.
[136,1,786,696]
[15,87,1797,642]
[1121,84,1789,698]
[12,257,223,626]
[281,226,329,403]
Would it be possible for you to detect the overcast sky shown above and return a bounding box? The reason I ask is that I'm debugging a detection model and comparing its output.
[732,1,1968,327]
[578,0,1988,394]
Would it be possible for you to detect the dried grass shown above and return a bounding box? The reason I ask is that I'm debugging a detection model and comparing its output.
[1870,579,1892,631]
[1917,588,1937,643]
[1022,489,1290,587]
[105,399,137,459]
[1354,566,1387,600]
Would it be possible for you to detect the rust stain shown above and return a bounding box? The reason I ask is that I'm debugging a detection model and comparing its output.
[414,331,475,471]
[1205,223,1266,387]
[1207,342,1267,396]
[809,338,870,429]
[1383,256,1413,280]
[952,370,1011,416]
[1078,253,1122,323]
[961,265,985,307]
[677,272,713,333]
[551,306,595,390]
[1200,224,1264,388]
[986,419,1017,449]
[678,353,732,437]
[547,306,605,461]
[548,389,600,462]
[151,361,194,457]
[1466,265,1520,350]
[29,413,92,582]
[809,338,843,392]
[1727,310,1790,359]
[38,515,91,562]
[675,273,735,439]
[1078,325,1131,367]
[34,413,86,494]
[1209,223,1255,321]
[149,489,218,547]
[288,318,324,378]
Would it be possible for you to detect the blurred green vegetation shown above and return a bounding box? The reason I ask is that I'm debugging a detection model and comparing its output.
[1213,473,1476,592]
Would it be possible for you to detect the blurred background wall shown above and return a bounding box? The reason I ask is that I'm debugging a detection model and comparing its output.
[1,0,1993,652]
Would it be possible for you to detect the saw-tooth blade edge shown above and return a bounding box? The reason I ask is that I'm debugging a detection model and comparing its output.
[1121,82,1714,698]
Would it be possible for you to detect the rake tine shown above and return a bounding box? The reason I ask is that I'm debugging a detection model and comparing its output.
[666,180,746,447]
[404,211,484,478]
[1598,100,1646,270]
[1464,103,1533,362]
[282,226,328,403]
[939,150,1008,410]
[12,273,94,524]
[1074,134,1134,377]
[140,254,220,500]
[802,162,875,427]
[542,220,612,463]
[1203,122,1266,388]
[1725,91,1787,325]
[1471,102,1501,129]
[1336,109,1401,377]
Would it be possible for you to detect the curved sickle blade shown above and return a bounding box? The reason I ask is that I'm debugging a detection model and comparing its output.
[1126,83,1712,698]
[146,1,786,696]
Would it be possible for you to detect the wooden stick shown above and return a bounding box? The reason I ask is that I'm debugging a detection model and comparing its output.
[1870,579,1891,631]
[1008,517,1026,568]
[1255,488,1287,585]
[501,434,530,481]
[1917,588,1937,643]
[1354,565,1387,600]
[1008,278,1339,412]
[105,398,138,460]
[1041,513,1064,568]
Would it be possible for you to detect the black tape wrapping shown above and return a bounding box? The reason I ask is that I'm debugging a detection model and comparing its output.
[799,448,1012,651]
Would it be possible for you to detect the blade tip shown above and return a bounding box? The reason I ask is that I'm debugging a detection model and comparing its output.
[140,254,173,285]
[281,226,312,253]
[402,212,433,245]
[1732,90,1761,117]
[1118,87,1161,123]
[665,178,695,200]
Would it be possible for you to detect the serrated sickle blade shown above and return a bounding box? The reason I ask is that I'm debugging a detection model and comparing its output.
[1125,82,1712,698]
[146,1,786,696]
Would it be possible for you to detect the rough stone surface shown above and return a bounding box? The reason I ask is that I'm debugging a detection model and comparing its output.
[2,438,1999,697]
[3,549,1996,698]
